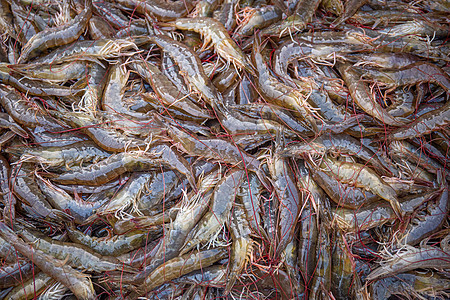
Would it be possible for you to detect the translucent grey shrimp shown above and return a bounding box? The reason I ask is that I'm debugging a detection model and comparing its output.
[18,0,93,62]
[282,133,392,176]
[112,0,194,21]
[0,154,16,223]
[268,150,302,256]
[45,151,165,186]
[367,245,450,281]
[0,259,34,289]
[309,226,332,300]
[5,271,54,300]
[67,225,148,257]
[129,60,212,120]
[8,141,111,171]
[33,37,144,65]
[50,110,153,152]
[0,112,28,138]
[332,191,437,232]
[35,174,110,224]
[389,140,449,179]
[166,122,263,178]
[0,85,67,131]
[130,167,222,284]
[162,17,256,75]
[0,222,96,300]
[252,34,320,133]
[312,168,379,209]
[239,172,265,234]
[391,101,450,141]
[0,68,83,97]
[135,247,227,296]
[11,162,72,222]
[102,63,149,120]
[234,6,282,39]
[226,204,252,294]
[363,62,450,93]
[370,271,450,300]
[148,35,223,109]
[318,157,403,219]
[336,62,405,126]
[18,226,137,273]
[181,169,245,254]
[8,61,88,82]
[400,170,449,246]
[86,172,153,220]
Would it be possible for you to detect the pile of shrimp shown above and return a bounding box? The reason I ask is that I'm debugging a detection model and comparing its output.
[0,0,449,299]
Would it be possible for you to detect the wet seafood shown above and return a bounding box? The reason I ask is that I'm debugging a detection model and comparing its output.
[0,0,448,298]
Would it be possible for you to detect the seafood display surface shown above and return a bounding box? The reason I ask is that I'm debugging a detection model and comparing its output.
[0,0,449,299]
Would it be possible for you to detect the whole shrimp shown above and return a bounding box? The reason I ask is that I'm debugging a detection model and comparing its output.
[18,0,93,62]
[0,222,96,300]
[367,244,450,281]
[134,247,227,296]
[268,146,302,256]
[400,170,449,246]
[318,157,404,219]
[181,169,245,254]
[252,34,320,133]
[391,101,450,141]
[162,17,256,75]
[45,151,166,186]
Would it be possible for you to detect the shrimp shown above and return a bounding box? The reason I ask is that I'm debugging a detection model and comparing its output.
[102,62,150,120]
[332,191,437,232]
[87,172,154,219]
[148,35,224,108]
[135,247,227,296]
[234,6,282,39]
[11,162,73,222]
[252,33,321,133]
[18,0,92,62]
[400,170,449,246]
[309,226,332,300]
[336,62,405,126]
[0,222,96,300]
[391,101,450,141]
[331,231,357,300]
[162,17,256,75]
[181,169,245,254]
[45,151,165,186]
[238,172,265,234]
[112,0,194,21]
[0,154,16,223]
[367,245,450,281]
[0,259,34,289]
[49,110,154,152]
[8,61,88,82]
[226,204,252,294]
[166,122,263,177]
[370,270,450,300]
[35,174,109,224]
[363,62,450,93]
[268,148,302,256]
[129,60,212,121]
[132,167,222,284]
[67,225,148,257]
[0,85,67,131]
[282,133,392,176]
[5,271,54,300]
[8,141,111,171]
[318,157,403,219]
[18,226,137,273]
[33,37,143,65]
